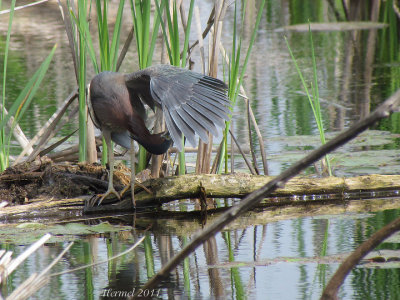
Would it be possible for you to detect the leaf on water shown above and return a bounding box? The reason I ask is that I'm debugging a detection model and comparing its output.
[276,22,388,32]
[361,250,400,269]
[0,222,132,244]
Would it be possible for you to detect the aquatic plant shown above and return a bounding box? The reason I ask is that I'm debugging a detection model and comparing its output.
[0,1,56,171]
[285,26,333,176]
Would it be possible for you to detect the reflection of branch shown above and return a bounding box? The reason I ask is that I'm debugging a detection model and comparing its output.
[50,236,145,277]
[132,87,400,296]
[321,216,400,300]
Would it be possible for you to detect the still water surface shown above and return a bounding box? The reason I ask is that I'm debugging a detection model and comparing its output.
[1,1,400,299]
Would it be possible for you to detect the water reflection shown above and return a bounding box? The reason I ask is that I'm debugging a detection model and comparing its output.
[2,207,400,299]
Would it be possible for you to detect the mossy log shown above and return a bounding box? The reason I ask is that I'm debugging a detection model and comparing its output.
[1,157,400,216]
[68,172,400,213]
[126,173,400,207]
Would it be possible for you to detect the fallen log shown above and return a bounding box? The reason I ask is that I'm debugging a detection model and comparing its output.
[2,165,400,216]
[84,173,400,212]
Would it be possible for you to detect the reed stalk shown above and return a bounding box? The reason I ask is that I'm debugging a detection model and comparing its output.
[0,0,56,171]
[69,0,125,164]
[130,0,164,172]
[154,0,194,175]
[0,0,16,171]
[216,0,266,174]
[285,26,332,176]
[77,0,88,162]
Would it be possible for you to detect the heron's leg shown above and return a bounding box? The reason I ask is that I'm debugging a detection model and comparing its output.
[130,139,136,208]
[98,130,120,205]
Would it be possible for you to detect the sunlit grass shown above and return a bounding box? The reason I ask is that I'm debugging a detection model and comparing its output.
[216,0,266,174]
[1,1,56,171]
[284,25,332,176]
[0,0,16,171]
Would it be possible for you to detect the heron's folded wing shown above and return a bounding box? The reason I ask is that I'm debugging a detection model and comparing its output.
[125,65,231,151]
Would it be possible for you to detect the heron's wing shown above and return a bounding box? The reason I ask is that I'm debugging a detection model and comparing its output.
[111,131,132,149]
[124,65,230,151]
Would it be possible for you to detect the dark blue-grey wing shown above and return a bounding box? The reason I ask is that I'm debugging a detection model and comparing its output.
[125,65,231,151]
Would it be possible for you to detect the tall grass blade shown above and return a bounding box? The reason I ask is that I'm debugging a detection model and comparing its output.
[180,0,194,67]
[131,0,169,173]
[1,0,16,170]
[110,0,125,70]
[155,0,194,174]
[0,45,57,170]
[77,0,88,162]
[309,26,332,175]
[284,24,332,176]
[216,0,266,174]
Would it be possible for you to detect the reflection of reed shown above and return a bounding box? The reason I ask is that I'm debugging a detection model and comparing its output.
[204,237,225,298]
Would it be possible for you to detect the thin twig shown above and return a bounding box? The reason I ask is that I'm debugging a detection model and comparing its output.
[246,98,260,175]
[229,129,257,175]
[0,0,49,15]
[0,103,33,156]
[39,242,74,277]
[116,25,135,72]
[247,97,269,175]
[6,242,73,300]
[0,234,52,283]
[188,7,215,53]
[133,89,400,295]
[50,236,145,277]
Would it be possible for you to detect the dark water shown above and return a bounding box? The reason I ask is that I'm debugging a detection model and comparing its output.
[1,0,400,299]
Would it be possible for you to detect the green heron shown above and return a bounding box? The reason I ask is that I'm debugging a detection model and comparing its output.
[88,64,230,207]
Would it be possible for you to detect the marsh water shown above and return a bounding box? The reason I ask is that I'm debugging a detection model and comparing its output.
[2,1,400,299]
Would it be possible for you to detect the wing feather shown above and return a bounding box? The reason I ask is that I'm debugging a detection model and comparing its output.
[125,65,230,151]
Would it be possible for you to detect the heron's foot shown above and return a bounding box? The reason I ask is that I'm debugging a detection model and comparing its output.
[119,181,153,198]
[119,185,131,198]
[89,187,121,206]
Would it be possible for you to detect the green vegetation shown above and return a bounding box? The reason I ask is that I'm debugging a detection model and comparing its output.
[285,26,332,176]
[155,0,194,174]
[130,0,163,172]
[217,0,266,174]
[0,0,56,171]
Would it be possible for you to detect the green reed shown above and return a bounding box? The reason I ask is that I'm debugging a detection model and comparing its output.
[69,0,125,164]
[130,0,163,172]
[155,0,194,175]
[285,26,332,176]
[0,0,16,171]
[216,0,266,174]
[0,0,56,171]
